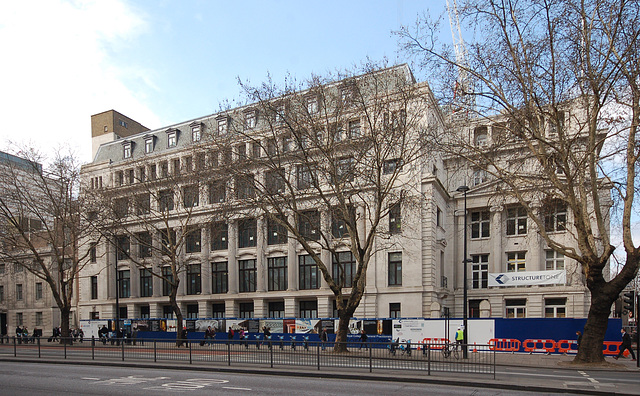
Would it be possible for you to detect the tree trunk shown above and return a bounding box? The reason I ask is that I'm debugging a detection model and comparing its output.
[333,313,351,353]
[169,293,184,347]
[60,307,71,345]
[574,291,615,363]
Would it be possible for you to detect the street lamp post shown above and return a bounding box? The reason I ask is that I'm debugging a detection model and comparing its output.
[457,185,470,359]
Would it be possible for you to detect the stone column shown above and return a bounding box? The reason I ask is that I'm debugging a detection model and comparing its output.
[256,216,266,292]
[227,221,238,294]
[490,206,503,272]
[201,225,212,295]
[287,213,298,291]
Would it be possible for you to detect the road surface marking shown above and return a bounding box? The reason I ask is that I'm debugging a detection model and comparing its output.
[223,386,252,391]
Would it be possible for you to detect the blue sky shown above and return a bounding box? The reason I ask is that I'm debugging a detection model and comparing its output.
[0,0,447,163]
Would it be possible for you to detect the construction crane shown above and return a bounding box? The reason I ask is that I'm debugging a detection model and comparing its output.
[446,0,474,113]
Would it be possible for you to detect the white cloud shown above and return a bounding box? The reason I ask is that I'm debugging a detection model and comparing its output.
[0,0,161,163]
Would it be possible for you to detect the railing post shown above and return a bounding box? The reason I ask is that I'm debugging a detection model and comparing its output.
[317,341,320,371]
[493,345,496,379]
[13,336,16,357]
[91,336,95,360]
[427,344,431,376]
[64,337,67,359]
[154,339,157,362]
[270,340,274,368]
[189,339,192,364]
[369,343,372,373]
[227,340,231,366]
[121,337,124,361]
[37,336,41,358]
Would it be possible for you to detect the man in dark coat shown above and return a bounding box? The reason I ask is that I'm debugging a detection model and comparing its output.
[615,328,636,360]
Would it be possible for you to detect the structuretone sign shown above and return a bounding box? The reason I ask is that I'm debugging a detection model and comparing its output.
[488,270,566,287]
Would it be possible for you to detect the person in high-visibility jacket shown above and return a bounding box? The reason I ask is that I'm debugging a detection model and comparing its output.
[455,327,464,347]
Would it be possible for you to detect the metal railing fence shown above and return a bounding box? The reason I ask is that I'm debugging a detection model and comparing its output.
[0,336,495,378]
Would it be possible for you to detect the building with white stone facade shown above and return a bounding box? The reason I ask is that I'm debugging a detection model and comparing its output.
[77,65,599,324]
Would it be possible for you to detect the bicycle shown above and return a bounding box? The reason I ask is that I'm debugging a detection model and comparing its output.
[441,341,460,360]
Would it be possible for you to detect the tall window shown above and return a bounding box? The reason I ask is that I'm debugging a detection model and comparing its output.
[211,262,228,294]
[299,301,318,318]
[191,124,201,142]
[187,304,199,319]
[471,211,490,239]
[268,257,288,291]
[298,210,320,241]
[333,251,356,288]
[238,219,257,248]
[145,137,154,153]
[212,303,225,318]
[383,158,402,174]
[545,298,567,318]
[306,96,318,114]
[389,303,401,318]
[296,164,315,189]
[89,242,97,263]
[389,202,401,234]
[236,174,255,199]
[348,120,361,139]
[506,299,527,318]
[187,264,201,295]
[140,268,152,297]
[16,313,23,326]
[0,285,3,302]
[506,206,527,235]
[183,185,199,208]
[507,252,526,272]
[211,222,228,251]
[388,252,402,286]
[268,301,285,318]
[267,216,288,245]
[299,255,319,290]
[209,180,226,203]
[91,276,98,299]
[161,229,176,256]
[36,312,43,326]
[239,259,257,292]
[332,207,354,239]
[116,235,130,261]
[265,169,286,194]
[545,250,565,270]
[140,306,150,319]
[163,305,174,319]
[123,142,131,159]
[162,266,173,296]
[334,157,354,183]
[35,282,43,300]
[16,284,23,300]
[217,117,228,135]
[239,302,254,318]
[137,232,152,258]
[471,254,489,289]
[167,130,177,147]
[185,227,202,253]
[135,193,151,215]
[245,110,257,129]
[543,199,567,232]
[118,270,130,298]
[159,190,174,212]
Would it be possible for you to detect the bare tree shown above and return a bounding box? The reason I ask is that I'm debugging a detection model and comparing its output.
[86,146,222,346]
[398,0,640,362]
[207,63,437,352]
[0,146,97,342]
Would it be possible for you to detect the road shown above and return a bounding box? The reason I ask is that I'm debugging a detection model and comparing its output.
[0,361,562,396]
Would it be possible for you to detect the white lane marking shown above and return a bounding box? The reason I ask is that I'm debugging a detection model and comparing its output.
[82,377,101,380]
[223,386,253,391]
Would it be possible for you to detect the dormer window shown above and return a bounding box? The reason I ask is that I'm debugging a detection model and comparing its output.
[274,103,286,123]
[166,129,178,148]
[143,135,155,154]
[244,110,257,129]
[474,126,488,146]
[217,116,229,135]
[306,95,319,114]
[122,141,132,159]
[190,123,202,142]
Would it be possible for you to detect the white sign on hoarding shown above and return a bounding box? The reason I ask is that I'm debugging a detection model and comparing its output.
[488,270,566,287]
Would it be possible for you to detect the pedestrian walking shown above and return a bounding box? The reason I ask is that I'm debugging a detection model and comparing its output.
[615,328,636,360]
[263,326,271,349]
[181,326,189,347]
[359,329,368,349]
[204,326,215,345]
[227,326,234,343]
[320,327,328,351]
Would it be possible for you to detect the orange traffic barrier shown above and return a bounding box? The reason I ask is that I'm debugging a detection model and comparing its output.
[488,338,521,352]
[602,341,622,356]
[523,339,556,353]
[473,342,478,353]
[556,339,577,354]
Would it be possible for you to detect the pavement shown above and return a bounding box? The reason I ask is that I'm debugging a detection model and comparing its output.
[1,346,638,395]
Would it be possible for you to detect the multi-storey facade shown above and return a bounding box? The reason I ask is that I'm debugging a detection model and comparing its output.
[77,65,599,323]
[0,151,62,337]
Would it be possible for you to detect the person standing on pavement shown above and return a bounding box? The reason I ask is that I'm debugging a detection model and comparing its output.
[455,327,464,349]
[615,328,636,360]
[359,329,368,349]
[320,327,328,351]
[576,331,582,352]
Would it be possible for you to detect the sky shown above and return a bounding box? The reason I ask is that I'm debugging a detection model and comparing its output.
[0,0,446,164]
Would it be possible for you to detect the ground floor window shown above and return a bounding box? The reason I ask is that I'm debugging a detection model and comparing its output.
[471,254,488,289]
[389,303,401,318]
[187,304,199,319]
[299,300,317,318]
[119,306,128,319]
[469,299,482,318]
[544,297,567,318]
[140,305,150,319]
[239,302,254,318]
[505,298,526,318]
[268,301,285,318]
[162,305,174,319]
[212,303,225,318]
